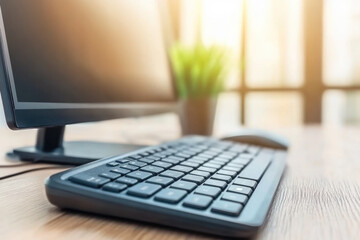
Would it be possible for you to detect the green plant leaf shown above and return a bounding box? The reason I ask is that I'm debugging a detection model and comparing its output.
[169,43,231,98]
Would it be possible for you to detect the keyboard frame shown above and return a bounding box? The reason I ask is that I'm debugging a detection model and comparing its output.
[45,138,287,238]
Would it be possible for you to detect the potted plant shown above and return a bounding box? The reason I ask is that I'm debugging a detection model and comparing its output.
[170,43,230,136]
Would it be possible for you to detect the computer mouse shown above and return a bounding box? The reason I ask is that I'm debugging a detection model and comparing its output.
[221,129,289,150]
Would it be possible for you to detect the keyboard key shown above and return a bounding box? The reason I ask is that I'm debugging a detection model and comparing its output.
[188,147,204,153]
[182,174,205,185]
[239,153,255,159]
[120,164,139,171]
[206,150,221,155]
[233,178,258,189]
[202,163,221,169]
[102,182,127,193]
[214,156,232,162]
[195,153,212,159]
[171,165,193,173]
[187,159,206,165]
[226,162,245,168]
[128,160,147,167]
[138,158,155,164]
[227,163,245,168]
[175,153,191,158]
[197,166,217,174]
[141,165,164,174]
[221,150,237,155]
[146,176,173,187]
[183,194,213,210]
[163,150,176,155]
[238,152,272,181]
[127,183,161,198]
[211,157,229,163]
[163,149,177,155]
[217,170,237,178]
[231,158,251,165]
[198,153,215,159]
[195,186,221,198]
[188,156,208,163]
[203,179,227,189]
[139,152,151,157]
[147,156,161,161]
[152,161,172,169]
[116,176,138,185]
[167,156,186,162]
[69,174,110,188]
[127,170,153,181]
[180,161,200,168]
[99,172,121,180]
[170,180,197,192]
[207,160,225,166]
[116,158,131,164]
[162,158,180,164]
[227,185,253,196]
[221,192,248,204]
[154,189,187,204]
[128,154,142,160]
[211,200,243,216]
[153,153,167,158]
[111,168,130,175]
[217,154,234,160]
[106,161,119,167]
[181,150,197,156]
[222,166,243,173]
[211,174,232,183]
[191,170,211,178]
[159,170,184,180]
[146,149,158,154]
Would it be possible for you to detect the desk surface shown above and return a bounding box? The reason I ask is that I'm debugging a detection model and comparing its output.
[1,115,360,240]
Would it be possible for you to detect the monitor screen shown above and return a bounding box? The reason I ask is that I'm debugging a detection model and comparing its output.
[0,0,174,110]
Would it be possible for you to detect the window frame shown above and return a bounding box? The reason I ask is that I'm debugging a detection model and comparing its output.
[236,0,360,124]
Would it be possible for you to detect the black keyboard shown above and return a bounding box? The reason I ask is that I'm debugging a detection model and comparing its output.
[45,136,287,238]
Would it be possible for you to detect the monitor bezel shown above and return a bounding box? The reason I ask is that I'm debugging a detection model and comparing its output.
[0,1,177,130]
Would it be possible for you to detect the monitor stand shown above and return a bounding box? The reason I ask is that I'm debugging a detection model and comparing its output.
[11,126,146,165]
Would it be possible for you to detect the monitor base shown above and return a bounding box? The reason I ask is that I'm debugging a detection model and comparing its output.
[10,126,146,165]
[12,141,145,165]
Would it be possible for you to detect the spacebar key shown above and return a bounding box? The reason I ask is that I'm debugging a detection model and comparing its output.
[238,151,272,181]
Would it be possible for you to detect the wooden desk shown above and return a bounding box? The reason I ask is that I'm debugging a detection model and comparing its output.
[1,115,359,240]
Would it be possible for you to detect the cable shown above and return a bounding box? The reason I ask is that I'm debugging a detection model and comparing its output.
[0,163,33,168]
[0,166,70,181]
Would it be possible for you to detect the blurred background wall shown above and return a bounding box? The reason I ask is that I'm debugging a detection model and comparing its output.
[0,0,359,130]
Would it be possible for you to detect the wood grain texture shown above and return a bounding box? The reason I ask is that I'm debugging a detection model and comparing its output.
[1,114,360,240]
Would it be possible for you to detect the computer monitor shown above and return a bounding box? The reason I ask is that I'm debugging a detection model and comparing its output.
[0,0,176,164]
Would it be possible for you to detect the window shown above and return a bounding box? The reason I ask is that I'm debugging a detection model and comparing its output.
[170,0,360,127]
